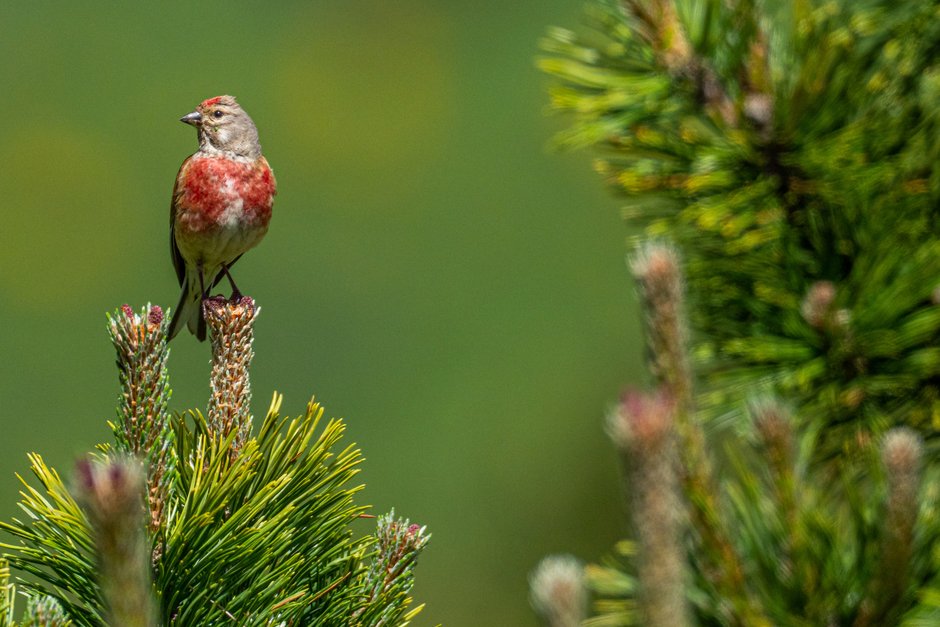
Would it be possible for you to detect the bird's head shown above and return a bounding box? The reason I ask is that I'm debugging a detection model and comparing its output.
[181,95,261,159]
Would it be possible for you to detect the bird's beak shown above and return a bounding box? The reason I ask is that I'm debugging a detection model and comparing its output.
[180,111,202,126]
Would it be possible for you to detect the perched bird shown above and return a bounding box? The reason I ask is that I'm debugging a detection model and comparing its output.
[168,95,276,341]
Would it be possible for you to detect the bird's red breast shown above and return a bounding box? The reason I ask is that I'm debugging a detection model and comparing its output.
[174,155,276,233]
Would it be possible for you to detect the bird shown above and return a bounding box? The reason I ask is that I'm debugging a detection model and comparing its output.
[167,95,276,341]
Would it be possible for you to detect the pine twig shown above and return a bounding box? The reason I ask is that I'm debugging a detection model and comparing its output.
[75,459,156,627]
[630,243,691,411]
[358,511,431,626]
[855,428,924,626]
[107,305,175,537]
[608,389,688,627]
[204,296,259,455]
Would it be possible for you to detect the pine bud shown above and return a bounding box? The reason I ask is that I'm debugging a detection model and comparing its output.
[608,388,675,451]
[530,555,587,627]
[800,281,836,329]
[21,595,71,627]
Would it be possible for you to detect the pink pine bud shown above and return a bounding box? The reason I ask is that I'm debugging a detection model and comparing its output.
[608,388,676,451]
[801,281,836,329]
[147,305,163,326]
[76,459,142,527]
[631,244,680,284]
[530,555,586,627]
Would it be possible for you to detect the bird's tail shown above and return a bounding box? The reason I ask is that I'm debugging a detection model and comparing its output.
[168,268,207,342]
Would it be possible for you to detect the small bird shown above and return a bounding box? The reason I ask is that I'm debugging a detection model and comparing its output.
[168,95,276,341]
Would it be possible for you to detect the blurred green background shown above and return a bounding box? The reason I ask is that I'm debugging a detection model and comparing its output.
[0,1,644,624]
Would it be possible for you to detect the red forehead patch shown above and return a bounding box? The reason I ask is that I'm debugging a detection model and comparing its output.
[200,96,224,108]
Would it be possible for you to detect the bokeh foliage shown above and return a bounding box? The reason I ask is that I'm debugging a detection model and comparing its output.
[535,0,940,624]
[540,0,940,456]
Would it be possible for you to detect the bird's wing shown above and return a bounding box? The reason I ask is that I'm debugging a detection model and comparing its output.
[170,156,193,287]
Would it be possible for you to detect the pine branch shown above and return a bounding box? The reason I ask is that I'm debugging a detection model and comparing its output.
[158,395,373,625]
[538,1,940,624]
[629,242,762,623]
[2,300,431,624]
[533,236,940,624]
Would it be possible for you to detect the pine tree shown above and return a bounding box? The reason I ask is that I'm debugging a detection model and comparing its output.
[532,0,940,624]
[0,301,429,626]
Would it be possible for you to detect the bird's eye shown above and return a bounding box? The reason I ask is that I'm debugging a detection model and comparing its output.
[213,110,224,119]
